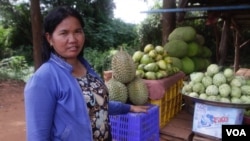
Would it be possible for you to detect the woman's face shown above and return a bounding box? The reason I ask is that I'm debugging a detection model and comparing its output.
[46,16,85,60]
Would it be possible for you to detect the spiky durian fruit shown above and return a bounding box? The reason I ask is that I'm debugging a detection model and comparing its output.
[106,78,128,103]
[127,76,149,105]
[111,47,136,84]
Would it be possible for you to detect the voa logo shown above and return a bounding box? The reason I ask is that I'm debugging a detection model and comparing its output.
[226,129,246,136]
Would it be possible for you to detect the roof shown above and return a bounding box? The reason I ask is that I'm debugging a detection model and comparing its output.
[142,0,250,31]
[181,0,250,31]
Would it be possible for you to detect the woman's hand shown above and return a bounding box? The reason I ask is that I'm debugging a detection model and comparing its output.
[129,105,150,113]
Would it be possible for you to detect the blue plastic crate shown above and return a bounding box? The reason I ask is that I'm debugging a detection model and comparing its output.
[109,105,159,141]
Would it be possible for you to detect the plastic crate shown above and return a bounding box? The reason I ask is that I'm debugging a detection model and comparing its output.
[109,105,159,141]
[149,79,183,128]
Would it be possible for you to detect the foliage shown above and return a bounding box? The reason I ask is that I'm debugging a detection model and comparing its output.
[0,0,139,66]
[84,18,139,51]
[137,1,162,49]
[83,47,111,77]
[0,2,32,47]
[83,44,137,77]
[0,55,32,81]
[0,26,13,58]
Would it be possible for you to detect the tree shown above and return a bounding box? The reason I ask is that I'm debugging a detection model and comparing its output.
[162,0,176,45]
[30,0,42,70]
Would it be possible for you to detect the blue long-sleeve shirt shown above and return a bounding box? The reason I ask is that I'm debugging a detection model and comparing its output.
[24,53,130,141]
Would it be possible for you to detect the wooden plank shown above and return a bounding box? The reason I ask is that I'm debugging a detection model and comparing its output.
[161,125,193,141]
[160,133,189,141]
[192,134,221,141]
[160,109,194,141]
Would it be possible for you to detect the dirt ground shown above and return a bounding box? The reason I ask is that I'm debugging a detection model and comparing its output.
[0,80,26,141]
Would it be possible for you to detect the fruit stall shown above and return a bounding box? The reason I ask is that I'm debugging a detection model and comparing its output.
[102,20,250,140]
[104,41,187,140]
[103,1,250,138]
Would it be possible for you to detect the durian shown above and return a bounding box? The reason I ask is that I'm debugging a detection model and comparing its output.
[111,47,136,84]
[127,76,149,105]
[106,78,128,103]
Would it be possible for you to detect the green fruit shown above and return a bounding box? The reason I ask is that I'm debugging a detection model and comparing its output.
[187,41,200,57]
[164,40,188,58]
[202,46,212,58]
[127,76,149,105]
[137,64,145,70]
[170,57,182,70]
[164,56,172,64]
[155,45,164,54]
[132,51,144,63]
[168,26,197,42]
[156,71,166,79]
[140,54,154,65]
[181,57,195,74]
[145,71,156,80]
[112,48,136,84]
[195,34,205,45]
[158,70,168,77]
[136,69,145,78]
[106,78,128,103]
[144,62,158,72]
[144,44,154,53]
[155,54,163,61]
[156,60,167,70]
[148,50,157,58]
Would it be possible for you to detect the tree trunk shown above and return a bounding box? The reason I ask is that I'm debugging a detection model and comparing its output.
[162,0,176,45]
[218,18,230,66]
[30,0,42,71]
[234,31,240,72]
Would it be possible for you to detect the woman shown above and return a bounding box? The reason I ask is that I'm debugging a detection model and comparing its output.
[24,6,149,141]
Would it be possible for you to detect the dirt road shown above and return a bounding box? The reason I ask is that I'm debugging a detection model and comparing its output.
[0,80,26,141]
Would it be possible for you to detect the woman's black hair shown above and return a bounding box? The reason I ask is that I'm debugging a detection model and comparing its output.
[42,6,85,63]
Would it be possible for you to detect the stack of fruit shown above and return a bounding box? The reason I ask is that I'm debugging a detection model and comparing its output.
[164,26,212,74]
[132,44,180,80]
[182,64,250,104]
[105,47,149,105]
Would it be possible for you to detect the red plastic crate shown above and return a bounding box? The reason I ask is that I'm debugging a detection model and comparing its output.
[109,105,159,141]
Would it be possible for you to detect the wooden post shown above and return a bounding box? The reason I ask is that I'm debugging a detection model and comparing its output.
[234,31,240,73]
[162,0,176,45]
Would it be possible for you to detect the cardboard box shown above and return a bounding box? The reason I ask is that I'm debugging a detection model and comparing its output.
[192,102,244,139]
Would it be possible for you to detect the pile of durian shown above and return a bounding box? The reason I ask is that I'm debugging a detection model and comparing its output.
[105,47,149,105]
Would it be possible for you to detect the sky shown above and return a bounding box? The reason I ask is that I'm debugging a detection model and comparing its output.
[113,0,154,24]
